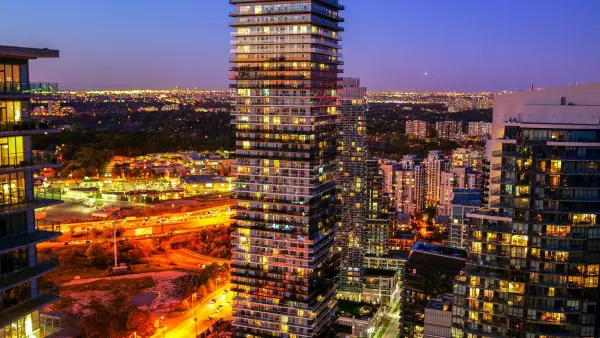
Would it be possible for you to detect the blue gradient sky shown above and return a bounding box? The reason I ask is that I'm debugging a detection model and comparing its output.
[1,0,598,91]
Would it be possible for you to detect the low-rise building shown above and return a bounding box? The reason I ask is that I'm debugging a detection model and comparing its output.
[389,231,415,251]
[181,175,232,196]
[363,269,399,305]
[424,294,453,338]
[337,301,384,338]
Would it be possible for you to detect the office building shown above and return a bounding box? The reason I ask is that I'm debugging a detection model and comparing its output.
[337,77,367,301]
[0,45,63,338]
[468,121,491,140]
[435,121,462,141]
[453,83,600,338]
[230,1,344,336]
[406,120,428,140]
[424,151,450,207]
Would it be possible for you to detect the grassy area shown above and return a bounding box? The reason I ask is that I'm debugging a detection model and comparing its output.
[62,276,156,293]
[375,319,391,338]
[46,267,108,285]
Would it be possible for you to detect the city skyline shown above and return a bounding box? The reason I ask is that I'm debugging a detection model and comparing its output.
[1,0,599,91]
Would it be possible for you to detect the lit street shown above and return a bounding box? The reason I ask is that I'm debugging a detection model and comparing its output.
[152,283,233,338]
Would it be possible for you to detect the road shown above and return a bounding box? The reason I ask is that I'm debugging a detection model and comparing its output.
[152,282,233,338]
[39,211,233,249]
[151,248,230,272]
[57,205,232,232]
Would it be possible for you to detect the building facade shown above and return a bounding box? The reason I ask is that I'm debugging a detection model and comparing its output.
[394,165,425,215]
[337,78,368,300]
[451,148,484,172]
[437,166,482,217]
[0,45,63,338]
[406,120,428,140]
[448,190,480,249]
[453,83,600,338]
[364,160,390,258]
[230,1,344,336]
[467,121,491,139]
[425,151,450,207]
[435,121,462,141]
[400,242,466,338]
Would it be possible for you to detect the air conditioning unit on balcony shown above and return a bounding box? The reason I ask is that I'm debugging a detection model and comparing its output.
[512,229,518,234]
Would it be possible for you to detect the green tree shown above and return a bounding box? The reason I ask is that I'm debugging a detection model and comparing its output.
[198,285,208,298]
[126,308,151,332]
[206,279,216,293]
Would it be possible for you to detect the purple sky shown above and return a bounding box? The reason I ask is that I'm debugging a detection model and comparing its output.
[1,0,599,91]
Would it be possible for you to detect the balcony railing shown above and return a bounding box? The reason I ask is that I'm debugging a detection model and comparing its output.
[0,82,58,95]
[0,120,54,133]
[0,151,61,171]
[0,188,63,213]
[0,284,60,328]
[0,219,62,253]
[0,254,59,290]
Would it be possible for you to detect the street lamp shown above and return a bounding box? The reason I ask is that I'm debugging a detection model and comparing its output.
[193,308,199,337]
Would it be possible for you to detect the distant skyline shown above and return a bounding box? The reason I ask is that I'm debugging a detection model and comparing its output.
[1,0,599,91]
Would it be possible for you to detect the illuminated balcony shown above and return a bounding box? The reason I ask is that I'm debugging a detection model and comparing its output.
[230,74,341,81]
[229,0,345,11]
[230,65,343,73]
[230,8,343,22]
[0,254,59,291]
[0,285,60,328]
[0,188,63,215]
[0,120,61,136]
[0,220,62,254]
[0,151,63,173]
[230,55,343,65]
[0,82,58,96]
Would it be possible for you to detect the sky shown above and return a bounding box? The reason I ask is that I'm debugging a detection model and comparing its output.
[1,0,599,92]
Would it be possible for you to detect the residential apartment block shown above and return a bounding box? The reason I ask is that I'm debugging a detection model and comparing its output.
[230,1,344,336]
[453,83,600,338]
[0,45,63,338]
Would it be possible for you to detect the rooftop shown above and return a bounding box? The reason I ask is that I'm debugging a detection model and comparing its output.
[337,300,377,320]
[426,294,453,311]
[0,45,59,59]
[365,268,397,277]
[392,232,414,240]
[183,175,226,184]
[410,241,467,261]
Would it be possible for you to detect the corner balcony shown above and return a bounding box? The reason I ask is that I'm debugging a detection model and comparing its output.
[0,285,60,328]
[230,7,344,22]
[0,254,59,291]
[0,151,63,173]
[0,120,61,137]
[0,220,62,254]
[0,188,63,215]
[0,82,58,98]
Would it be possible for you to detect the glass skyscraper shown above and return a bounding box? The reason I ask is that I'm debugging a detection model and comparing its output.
[337,78,368,301]
[453,84,600,338]
[229,1,344,337]
[0,45,63,338]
